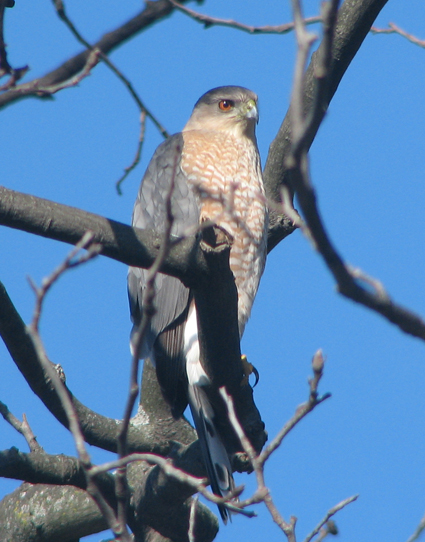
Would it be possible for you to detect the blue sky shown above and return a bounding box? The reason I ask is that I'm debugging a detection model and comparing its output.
[1,1,425,541]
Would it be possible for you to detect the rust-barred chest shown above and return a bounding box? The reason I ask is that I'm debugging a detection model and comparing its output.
[180,130,266,243]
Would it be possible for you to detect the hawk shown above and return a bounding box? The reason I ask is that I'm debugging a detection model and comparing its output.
[128,86,268,521]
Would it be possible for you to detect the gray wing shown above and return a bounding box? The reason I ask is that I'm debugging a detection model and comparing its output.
[128,133,200,415]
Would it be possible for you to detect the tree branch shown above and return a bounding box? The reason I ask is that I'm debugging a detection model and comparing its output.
[194,225,267,456]
[406,510,425,542]
[0,0,187,110]
[0,279,191,455]
[302,495,359,542]
[219,348,333,541]
[0,447,115,496]
[0,403,42,453]
[0,0,29,90]
[371,22,425,48]
[0,483,107,541]
[51,0,169,140]
[0,186,203,286]
[281,0,425,342]
[264,0,390,251]
[169,0,321,35]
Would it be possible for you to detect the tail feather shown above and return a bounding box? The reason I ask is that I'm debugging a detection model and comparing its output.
[188,384,235,523]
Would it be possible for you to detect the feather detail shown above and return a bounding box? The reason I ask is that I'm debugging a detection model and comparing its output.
[188,383,235,523]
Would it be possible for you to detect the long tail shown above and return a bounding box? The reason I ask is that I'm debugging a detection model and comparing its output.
[188,383,235,523]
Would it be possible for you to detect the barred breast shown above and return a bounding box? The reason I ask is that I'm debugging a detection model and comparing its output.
[181,129,268,336]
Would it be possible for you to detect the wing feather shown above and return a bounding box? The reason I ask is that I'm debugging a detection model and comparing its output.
[128,134,199,412]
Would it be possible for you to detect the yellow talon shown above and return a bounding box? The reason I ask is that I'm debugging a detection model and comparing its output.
[241,354,260,387]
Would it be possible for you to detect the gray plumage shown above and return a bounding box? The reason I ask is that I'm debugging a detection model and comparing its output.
[128,133,199,415]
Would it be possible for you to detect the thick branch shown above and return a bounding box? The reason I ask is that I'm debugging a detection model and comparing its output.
[0,445,219,542]
[0,186,266,444]
[0,483,106,542]
[0,186,202,286]
[0,447,114,496]
[264,0,389,251]
[194,225,267,455]
[0,280,192,455]
[129,456,219,542]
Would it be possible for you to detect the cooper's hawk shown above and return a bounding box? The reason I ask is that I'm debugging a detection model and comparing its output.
[128,86,268,521]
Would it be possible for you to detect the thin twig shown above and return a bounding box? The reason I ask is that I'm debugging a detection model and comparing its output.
[347,265,390,302]
[220,386,294,537]
[32,48,101,96]
[26,234,132,540]
[219,388,257,466]
[50,0,168,195]
[0,1,181,110]
[188,495,198,542]
[90,451,241,510]
[221,347,332,541]
[0,0,29,89]
[285,0,425,342]
[51,0,168,140]
[115,141,181,531]
[27,231,101,332]
[116,110,147,195]
[406,511,425,542]
[0,401,43,452]
[27,326,128,539]
[260,350,330,464]
[288,0,318,149]
[371,23,425,48]
[302,495,359,542]
[170,0,321,35]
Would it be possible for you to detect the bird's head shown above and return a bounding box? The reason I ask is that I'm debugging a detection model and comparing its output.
[183,86,259,140]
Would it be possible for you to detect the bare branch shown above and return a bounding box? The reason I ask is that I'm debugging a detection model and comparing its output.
[0,0,29,89]
[91,453,208,498]
[27,323,127,538]
[24,234,137,540]
[116,110,147,195]
[0,278,190,457]
[220,344,334,541]
[21,48,101,96]
[28,231,101,332]
[371,22,425,48]
[219,388,257,466]
[51,0,169,142]
[0,185,204,286]
[302,495,359,542]
[281,0,425,342]
[170,0,321,34]
[259,353,330,469]
[0,402,43,453]
[0,447,115,497]
[188,496,198,542]
[0,0,187,110]
[219,389,293,537]
[406,511,425,542]
[0,483,108,542]
[264,0,390,251]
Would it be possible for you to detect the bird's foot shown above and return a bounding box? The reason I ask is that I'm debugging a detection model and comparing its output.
[241,354,259,387]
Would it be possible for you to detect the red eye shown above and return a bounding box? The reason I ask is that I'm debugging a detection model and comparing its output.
[218,99,234,111]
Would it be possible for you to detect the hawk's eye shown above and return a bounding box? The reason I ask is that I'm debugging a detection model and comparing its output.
[218,99,234,111]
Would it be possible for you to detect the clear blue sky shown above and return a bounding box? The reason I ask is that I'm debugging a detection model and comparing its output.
[1,1,425,541]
